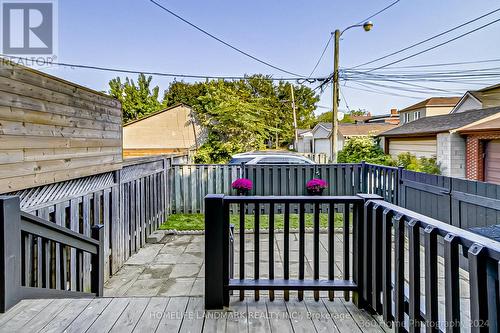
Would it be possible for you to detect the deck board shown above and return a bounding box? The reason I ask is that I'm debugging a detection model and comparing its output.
[0,296,388,333]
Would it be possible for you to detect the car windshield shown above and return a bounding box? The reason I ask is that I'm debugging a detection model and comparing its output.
[256,157,311,164]
[228,157,254,165]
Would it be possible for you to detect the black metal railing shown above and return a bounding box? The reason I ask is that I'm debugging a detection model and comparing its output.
[0,196,104,313]
[204,194,382,309]
[361,199,500,332]
[205,194,500,332]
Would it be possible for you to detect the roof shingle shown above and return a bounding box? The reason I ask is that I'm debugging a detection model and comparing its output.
[379,107,500,137]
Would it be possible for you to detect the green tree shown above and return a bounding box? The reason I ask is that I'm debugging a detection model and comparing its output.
[109,74,162,123]
[193,80,275,162]
[337,137,394,165]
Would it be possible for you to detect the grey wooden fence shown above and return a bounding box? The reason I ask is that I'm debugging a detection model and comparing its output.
[169,163,363,213]
[399,170,500,228]
[5,155,171,283]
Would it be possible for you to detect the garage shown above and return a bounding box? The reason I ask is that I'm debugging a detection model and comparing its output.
[485,139,500,184]
[388,137,437,158]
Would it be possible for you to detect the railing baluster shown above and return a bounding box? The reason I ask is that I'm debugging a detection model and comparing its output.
[382,207,393,325]
[328,202,335,301]
[313,202,320,301]
[407,219,421,333]
[372,206,385,313]
[468,244,488,333]
[284,202,290,301]
[298,202,305,301]
[444,233,460,332]
[363,201,372,306]
[269,203,275,301]
[424,226,439,332]
[239,202,245,301]
[352,200,364,308]
[254,202,260,301]
[343,203,351,301]
[394,214,405,332]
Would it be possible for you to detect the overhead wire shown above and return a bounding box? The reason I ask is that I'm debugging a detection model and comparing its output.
[148,0,304,77]
[362,16,500,73]
[350,7,500,69]
[1,55,327,82]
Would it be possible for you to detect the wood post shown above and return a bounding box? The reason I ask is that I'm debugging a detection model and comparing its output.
[91,224,104,296]
[204,194,228,309]
[0,196,22,313]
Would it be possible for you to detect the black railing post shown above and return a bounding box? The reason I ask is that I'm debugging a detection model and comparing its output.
[204,194,228,309]
[361,161,368,193]
[396,166,403,205]
[353,194,384,309]
[0,196,21,313]
[90,224,104,296]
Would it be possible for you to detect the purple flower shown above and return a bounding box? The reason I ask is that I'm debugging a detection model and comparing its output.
[232,178,253,191]
[306,178,328,194]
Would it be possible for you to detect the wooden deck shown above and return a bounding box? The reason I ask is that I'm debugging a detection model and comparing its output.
[0,296,389,333]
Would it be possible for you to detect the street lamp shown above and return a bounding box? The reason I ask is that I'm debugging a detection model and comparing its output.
[330,21,373,162]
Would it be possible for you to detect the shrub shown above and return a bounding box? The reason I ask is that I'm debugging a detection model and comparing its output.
[395,152,441,175]
[337,137,394,166]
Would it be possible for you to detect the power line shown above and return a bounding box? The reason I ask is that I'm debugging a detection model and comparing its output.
[355,0,401,25]
[148,0,303,77]
[344,82,424,99]
[350,7,500,69]
[362,16,500,73]
[1,55,325,82]
[348,58,500,70]
[308,33,333,78]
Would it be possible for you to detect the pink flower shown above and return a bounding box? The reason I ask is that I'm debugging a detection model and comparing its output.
[306,178,328,194]
[231,178,253,191]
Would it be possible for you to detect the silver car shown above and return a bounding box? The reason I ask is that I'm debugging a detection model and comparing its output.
[228,151,315,165]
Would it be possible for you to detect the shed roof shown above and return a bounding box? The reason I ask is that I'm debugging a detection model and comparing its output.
[124,103,193,126]
[379,106,500,137]
[315,122,397,137]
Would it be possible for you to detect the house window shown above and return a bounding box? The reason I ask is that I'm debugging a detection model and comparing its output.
[414,111,421,120]
[404,113,410,123]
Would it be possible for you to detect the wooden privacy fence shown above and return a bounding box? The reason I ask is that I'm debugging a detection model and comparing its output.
[3,155,170,286]
[399,170,500,229]
[170,162,500,228]
[169,163,364,213]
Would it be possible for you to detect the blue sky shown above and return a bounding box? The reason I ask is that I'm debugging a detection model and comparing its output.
[40,0,500,115]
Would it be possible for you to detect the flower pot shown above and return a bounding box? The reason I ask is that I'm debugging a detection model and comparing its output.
[307,188,324,196]
[236,189,250,196]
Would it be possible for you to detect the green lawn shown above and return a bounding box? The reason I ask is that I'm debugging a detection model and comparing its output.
[160,213,348,231]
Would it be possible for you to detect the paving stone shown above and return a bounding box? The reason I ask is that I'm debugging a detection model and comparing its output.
[170,264,201,278]
[159,244,186,255]
[124,278,165,296]
[154,253,179,264]
[138,265,174,280]
[176,252,203,265]
[158,278,196,297]
[125,244,164,265]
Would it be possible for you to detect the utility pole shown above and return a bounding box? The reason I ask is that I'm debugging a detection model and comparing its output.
[290,85,298,150]
[329,21,372,163]
[331,30,340,163]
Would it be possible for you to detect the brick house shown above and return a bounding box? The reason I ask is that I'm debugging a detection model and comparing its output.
[455,114,500,183]
[379,107,500,179]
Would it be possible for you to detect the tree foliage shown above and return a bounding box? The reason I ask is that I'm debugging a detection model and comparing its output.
[109,74,319,163]
[108,74,162,123]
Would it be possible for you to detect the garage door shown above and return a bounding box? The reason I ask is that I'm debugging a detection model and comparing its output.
[485,139,500,184]
[388,137,437,158]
